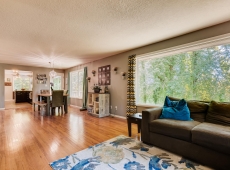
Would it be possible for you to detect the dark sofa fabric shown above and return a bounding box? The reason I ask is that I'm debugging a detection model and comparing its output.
[206,101,230,126]
[149,119,200,142]
[150,133,230,170]
[192,122,230,155]
[141,100,230,170]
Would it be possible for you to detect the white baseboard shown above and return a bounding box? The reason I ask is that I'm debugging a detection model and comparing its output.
[0,108,5,110]
[69,106,126,119]
[110,114,126,119]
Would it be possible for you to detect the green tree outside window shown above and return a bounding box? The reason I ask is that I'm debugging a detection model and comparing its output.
[136,44,230,105]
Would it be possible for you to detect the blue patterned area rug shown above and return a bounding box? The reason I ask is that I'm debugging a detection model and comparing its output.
[49,135,211,170]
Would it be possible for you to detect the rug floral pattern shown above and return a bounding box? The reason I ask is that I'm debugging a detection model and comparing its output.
[50,135,212,170]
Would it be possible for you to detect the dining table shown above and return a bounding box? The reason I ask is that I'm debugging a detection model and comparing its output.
[37,93,68,115]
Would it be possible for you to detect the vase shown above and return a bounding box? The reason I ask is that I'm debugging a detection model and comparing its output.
[94,88,101,93]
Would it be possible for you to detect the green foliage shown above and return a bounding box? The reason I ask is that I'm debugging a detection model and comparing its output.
[137,44,230,105]
[13,76,32,90]
[53,76,61,90]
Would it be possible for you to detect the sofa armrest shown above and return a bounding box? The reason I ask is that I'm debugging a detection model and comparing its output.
[141,107,163,143]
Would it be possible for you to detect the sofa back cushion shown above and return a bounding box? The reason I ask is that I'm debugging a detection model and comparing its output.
[160,96,192,121]
[168,96,209,122]
[187,101,209,122]
[206,101,230,126]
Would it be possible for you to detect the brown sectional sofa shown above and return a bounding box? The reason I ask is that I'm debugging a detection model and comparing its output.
[141,99,230,170]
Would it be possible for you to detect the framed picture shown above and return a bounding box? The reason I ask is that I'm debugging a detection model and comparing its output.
[5,82,11,86]
[98,65,110,85]
[36,74,47,84]
[101,79,106,85]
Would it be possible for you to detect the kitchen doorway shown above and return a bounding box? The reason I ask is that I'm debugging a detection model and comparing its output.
[4,70,33,109]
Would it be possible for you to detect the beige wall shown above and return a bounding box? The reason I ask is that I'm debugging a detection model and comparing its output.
[0,64,64,108]
[4,74,13,101]
[65,21,230,117]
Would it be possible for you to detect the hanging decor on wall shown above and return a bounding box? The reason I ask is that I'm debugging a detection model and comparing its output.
[113,67,118,74]
[5,82,12,86]
[36,74,47,84]
[98,65,110,85]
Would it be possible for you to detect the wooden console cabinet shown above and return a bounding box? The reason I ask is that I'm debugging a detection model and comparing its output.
[15,91,32,103]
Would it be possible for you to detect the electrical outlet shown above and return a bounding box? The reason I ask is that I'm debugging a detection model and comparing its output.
[115,106,117,110]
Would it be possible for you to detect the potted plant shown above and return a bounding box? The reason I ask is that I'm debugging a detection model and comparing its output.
[92,84,101,93]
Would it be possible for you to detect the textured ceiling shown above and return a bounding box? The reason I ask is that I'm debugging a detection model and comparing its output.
[0,0,230,69]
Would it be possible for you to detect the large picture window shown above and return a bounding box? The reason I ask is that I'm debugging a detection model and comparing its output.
[70,69,83,98]
[136,44,230,105]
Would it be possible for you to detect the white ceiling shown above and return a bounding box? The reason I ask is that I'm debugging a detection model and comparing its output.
[0,0,230,69]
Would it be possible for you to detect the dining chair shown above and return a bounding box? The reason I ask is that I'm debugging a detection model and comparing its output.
[50,90,64,114]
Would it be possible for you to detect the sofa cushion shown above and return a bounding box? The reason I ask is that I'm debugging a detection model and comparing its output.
[206,101,230,126]
[160,96,192,121]
[192,122,230,155]
[190,112,206,122]
[149,119,201,142]
[186,101,209,122]
[168,97,209,122]
[187,100,209,113]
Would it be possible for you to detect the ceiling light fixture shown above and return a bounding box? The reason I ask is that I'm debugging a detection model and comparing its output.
[49,62,57,78]
[13,70,20,78]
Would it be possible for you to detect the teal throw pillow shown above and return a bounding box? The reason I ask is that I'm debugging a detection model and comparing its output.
[160,96,192,121]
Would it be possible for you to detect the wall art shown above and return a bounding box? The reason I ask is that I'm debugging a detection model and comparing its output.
[5,82,12,86]
[98,65,110,85]
[36,74,47,84]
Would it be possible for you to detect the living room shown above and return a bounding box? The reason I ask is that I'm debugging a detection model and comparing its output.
[1,1,230,170]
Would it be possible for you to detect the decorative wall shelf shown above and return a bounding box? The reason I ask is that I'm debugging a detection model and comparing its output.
[87,92,110,118]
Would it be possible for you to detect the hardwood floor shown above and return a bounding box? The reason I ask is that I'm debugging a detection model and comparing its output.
[5,101,32,110]
[0,106,139,170]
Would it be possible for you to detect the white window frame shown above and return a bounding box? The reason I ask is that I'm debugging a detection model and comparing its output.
[136,33,230,107]
[52,76,62,90]
[70,69,84,99]
[13,76,32,91]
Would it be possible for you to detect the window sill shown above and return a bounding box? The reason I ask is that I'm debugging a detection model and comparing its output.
[136,104,161,108]
[69,97,83,100]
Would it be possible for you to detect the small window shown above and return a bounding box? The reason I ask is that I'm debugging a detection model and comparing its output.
[13,76,32,91]
[70,69,84,98]
[53,76,61,90]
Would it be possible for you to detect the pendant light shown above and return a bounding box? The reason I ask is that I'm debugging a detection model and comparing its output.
[49,62,57,78]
